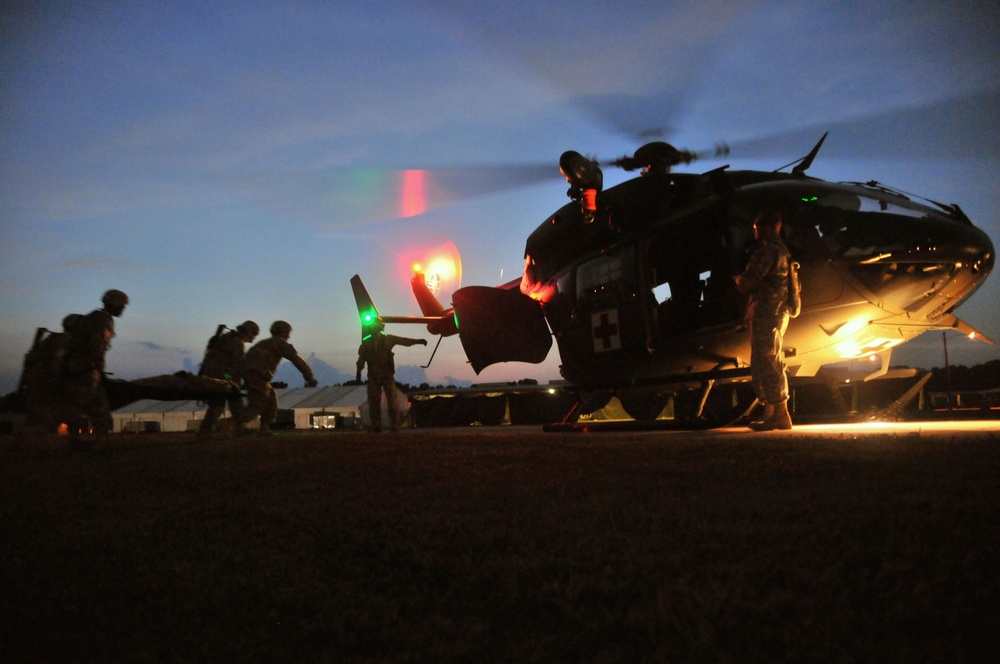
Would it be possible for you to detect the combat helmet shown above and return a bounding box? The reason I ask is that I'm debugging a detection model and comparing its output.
[101,289,129,314]
[270,320,292,338]
[237,320,260,337]
[62,313,82,333]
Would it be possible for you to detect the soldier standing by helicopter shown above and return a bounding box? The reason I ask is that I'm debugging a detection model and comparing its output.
[237,320,317,437]
[735,211,794,431]
[60,289,129,444]
[356,317,426,432]
[196,320,259,440]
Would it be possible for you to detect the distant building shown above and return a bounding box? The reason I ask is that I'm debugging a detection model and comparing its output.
[111,384,409,433]
[927,387,1000,411]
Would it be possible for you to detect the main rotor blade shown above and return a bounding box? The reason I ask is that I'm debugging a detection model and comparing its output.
[224,162,557,227]
[726,89,1000,161]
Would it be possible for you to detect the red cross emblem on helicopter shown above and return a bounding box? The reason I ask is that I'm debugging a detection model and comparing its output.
[591,309,621,353]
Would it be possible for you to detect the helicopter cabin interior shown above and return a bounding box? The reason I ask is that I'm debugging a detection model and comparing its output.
[641,205,751,340]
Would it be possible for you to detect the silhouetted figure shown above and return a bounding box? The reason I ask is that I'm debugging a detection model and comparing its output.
[196,320,259,439]
[238,321,316,437]
[735,211,793,430]
[356,317,426,432]
[21,314,82,433]
[61,289,129,444]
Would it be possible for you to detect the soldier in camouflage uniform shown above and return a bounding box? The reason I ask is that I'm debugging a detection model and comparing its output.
[21,314,82,433]
[196,320,259,439]
[238,320,317,437]
[735,211,793,430]
[355,317,427,432]
[60,289,129,441]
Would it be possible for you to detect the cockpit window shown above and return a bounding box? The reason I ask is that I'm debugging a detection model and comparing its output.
[775,185,949,261]
[577,249,634,299]
[816,191,926,219]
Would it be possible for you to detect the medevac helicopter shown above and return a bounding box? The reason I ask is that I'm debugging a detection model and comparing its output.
[352,134,994,426]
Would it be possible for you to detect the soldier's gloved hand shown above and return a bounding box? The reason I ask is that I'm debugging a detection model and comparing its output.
[305,378,318,388]
[420,339,428,346]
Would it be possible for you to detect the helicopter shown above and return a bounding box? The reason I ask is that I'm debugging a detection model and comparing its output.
[351,134,995,426]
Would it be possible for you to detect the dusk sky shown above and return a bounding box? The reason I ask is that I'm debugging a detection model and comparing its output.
[2,1,998,393]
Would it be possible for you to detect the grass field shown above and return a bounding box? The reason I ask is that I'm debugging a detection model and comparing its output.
[2,428,999,663]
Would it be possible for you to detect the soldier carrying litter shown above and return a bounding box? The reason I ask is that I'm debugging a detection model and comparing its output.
[196,320,259,439]
[356,316,427,432]
[20,313,83,435]
[237,320,317,437]
[60,289,129,445]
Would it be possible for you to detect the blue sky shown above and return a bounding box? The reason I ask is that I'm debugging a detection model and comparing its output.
[2,1,998,393]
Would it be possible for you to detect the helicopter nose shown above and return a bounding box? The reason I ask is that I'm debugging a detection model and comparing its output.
[934,221,994,312]
[963,223,994,277]
[977,235,993,269]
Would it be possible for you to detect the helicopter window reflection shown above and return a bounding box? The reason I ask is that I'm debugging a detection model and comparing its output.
[785,192,931,262]
[853,195,926,219]
[556,271,573,296]
[577,250,635,299]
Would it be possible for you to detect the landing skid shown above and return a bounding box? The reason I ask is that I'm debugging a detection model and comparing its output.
[550,376,758,432]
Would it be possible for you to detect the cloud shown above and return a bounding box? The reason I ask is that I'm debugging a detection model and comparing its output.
[442,375,473,388]
[395,365,429,387]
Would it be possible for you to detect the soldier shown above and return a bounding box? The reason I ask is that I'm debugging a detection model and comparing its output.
[60,289,129,442]
[196,320,259,439]
[356,317,427,432]
[735,211,793,430]
[238,320,317,437]
[21,314,82,433]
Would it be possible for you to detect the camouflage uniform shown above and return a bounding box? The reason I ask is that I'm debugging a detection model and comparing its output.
[737,236,791,406]
[239,334,315,433]
[21,315,80,432]
[356,331,424,432]
[60,308,117,434]
[197,327,251,435]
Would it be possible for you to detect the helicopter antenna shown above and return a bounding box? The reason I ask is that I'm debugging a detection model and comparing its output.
[774,132,828,175]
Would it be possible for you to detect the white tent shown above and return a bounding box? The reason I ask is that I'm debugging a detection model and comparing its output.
[112,384,410,433]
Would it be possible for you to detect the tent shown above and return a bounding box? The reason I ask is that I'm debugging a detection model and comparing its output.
[111,384,410,433]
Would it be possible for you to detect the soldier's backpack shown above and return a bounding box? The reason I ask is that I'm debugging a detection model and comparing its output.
[198,324,228,376]
[786,260,802,318]
[20,328,72,396]
[204,324,227,351]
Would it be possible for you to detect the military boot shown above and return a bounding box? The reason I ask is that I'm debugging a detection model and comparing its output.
[750,400,793,431]
[258,423,274,438]
[772,401,793,429]
[748,403,774,429]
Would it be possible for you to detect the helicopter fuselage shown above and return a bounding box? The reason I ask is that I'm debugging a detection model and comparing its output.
[518,169,994,389]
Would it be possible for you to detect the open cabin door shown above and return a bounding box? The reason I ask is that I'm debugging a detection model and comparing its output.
[644,206,747,341]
